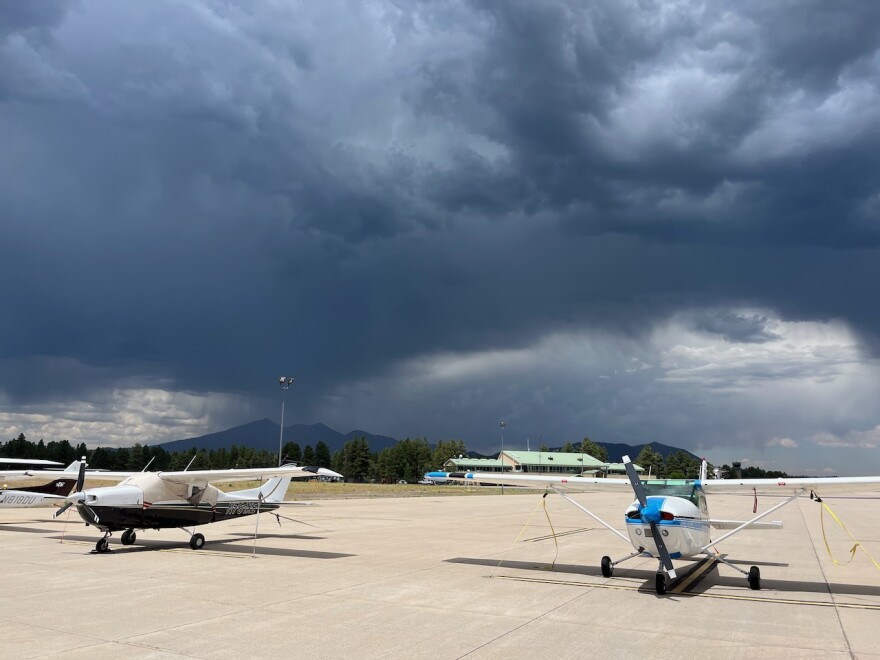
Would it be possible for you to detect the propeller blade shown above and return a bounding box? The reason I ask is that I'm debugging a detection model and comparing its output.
[53,501,74,519]
[623,455,677,579]
[75,457,87,493]
[80,500,99,524]
[622,455,648,508]
[650,522,677,579]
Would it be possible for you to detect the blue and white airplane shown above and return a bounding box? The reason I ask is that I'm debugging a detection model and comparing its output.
[427,456,880,594]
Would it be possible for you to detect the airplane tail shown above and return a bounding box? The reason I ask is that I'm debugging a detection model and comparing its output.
[16,477,77,496]
[259,476,293,503]
[228,476,293,504]
[62,459,84,473]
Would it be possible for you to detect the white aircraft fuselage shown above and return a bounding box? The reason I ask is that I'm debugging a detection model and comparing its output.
[624,492,709,560]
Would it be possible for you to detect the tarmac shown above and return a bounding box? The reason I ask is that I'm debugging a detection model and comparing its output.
[2,488,880,659]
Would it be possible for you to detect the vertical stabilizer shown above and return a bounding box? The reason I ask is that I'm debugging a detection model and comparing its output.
[258,476,293,503]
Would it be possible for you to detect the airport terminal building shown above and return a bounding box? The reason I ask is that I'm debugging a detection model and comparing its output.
[442,450,644,476]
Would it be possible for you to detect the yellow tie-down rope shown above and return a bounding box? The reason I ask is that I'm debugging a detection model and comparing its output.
[819,499,880,570]
[495,492,560,572]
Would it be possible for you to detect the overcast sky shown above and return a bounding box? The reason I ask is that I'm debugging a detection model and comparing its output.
[3,1,880,474]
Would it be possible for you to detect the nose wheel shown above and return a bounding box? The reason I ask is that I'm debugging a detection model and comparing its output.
[95,535,110,553]
[654,572,667,595]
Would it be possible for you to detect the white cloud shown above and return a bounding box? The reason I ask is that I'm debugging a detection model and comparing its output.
[0,387,255,448]
[766,437,798,448]
[812,425,880,449]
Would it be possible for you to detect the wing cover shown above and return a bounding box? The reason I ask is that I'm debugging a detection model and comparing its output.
[155,465,330,486]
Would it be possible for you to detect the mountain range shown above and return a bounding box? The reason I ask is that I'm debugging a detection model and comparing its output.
[159,418,398,455]
[160,419,700,463]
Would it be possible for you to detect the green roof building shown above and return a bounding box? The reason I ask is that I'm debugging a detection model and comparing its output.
[443,451,643,475]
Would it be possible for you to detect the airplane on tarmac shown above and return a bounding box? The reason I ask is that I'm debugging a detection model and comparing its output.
[1,457,65,481]
[0,460,84,509]
[54,460,342,553]
[426,456,880,595]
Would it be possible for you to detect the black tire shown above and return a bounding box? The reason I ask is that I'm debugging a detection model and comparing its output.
[655,572,667,595]
[601,556,613,578]
[748,565,761,590]
[190,533,205,550]
[121,529,136,545]
[96,537,110,553]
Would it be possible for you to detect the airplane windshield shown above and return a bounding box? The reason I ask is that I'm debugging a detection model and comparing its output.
[642,480,700,506]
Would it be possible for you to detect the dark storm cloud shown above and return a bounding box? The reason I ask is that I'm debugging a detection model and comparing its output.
[2,0,880,457]
[687,310,779,344]
[412,1,880,248]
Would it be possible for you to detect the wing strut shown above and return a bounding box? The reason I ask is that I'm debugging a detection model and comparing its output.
[701,490,802,552]
[552,487,630,544]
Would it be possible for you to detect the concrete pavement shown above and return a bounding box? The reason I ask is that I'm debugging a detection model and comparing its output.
[2,489,880,658]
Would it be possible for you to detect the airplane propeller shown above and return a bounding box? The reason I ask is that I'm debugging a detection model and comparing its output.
[622,455,677,580]
[53,457,99,523]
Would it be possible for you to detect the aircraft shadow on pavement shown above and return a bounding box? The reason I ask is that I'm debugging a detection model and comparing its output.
[0,524,60,534]
[54,534,354,559]
[445,556,880,598]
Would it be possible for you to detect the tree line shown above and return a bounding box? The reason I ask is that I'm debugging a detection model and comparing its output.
[2,432,789,483]
[0,433,468,484]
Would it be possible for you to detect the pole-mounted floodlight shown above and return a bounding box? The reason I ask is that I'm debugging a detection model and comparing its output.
[278,376,294,466]
[499,420,507,493]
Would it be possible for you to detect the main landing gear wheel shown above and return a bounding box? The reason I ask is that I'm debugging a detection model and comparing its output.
[601,556,613,578]
[121,529,136,545]
[655,572,667,595]
[189,533,205,550]
[748,565,761,590]
[96,537,110,553]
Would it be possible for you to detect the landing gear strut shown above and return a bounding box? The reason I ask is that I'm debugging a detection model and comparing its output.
[121,529,137,545]
[704,551,763,591]
[189,532,205,550]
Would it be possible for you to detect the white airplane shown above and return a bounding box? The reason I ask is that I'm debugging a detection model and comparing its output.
[0,460,85,509]
[0,457,65,482]
[54,460,342,553]
[426,456,880,594]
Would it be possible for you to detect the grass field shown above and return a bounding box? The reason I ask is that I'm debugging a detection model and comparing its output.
[79,479,531,500]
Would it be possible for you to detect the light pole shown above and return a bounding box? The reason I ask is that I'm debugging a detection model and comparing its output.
[499,420,506,471]
[278,376,294,466]
[499,420,506,495]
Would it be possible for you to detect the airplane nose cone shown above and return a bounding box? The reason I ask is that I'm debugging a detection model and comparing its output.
[641,503,662,523]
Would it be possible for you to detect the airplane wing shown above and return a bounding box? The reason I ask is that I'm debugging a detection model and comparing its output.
[700,476,880,496]
[156,465,334,485]
[425,471,634,493]
[0,470,29,480]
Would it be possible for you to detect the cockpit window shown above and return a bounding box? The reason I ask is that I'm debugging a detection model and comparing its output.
[642,480,701,506]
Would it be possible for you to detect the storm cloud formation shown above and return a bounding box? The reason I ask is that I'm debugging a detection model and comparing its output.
[2,1,880,473]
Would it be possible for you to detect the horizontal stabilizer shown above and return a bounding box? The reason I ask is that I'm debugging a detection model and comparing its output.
[710,519,783,530]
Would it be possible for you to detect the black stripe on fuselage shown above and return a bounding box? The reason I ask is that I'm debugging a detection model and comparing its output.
[76,501,281,532]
